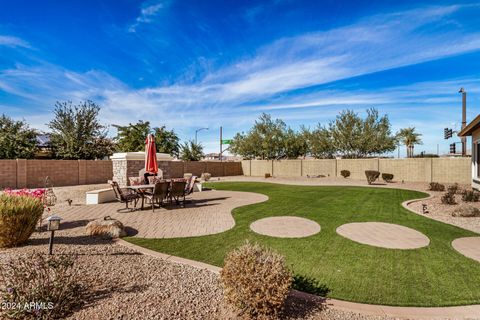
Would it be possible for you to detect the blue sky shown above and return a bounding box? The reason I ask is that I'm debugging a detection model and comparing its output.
[1,0,480,156]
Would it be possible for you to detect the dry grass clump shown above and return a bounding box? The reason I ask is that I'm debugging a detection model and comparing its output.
[0,253,84,319]
[0,194,44,247]
[221,242,293,319]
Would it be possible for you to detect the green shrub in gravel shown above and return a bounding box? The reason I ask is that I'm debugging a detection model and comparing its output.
[365,170,380,185]
[447,183,459,194]
[429,182,445,192]
[382,173,394,183]
[340,170,350,178]
[462,190,480,202]
[0,194,44,248]
[441,191,456,205]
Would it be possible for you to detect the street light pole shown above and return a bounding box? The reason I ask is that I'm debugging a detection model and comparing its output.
[195,127,209,144]
[459,88,467,156]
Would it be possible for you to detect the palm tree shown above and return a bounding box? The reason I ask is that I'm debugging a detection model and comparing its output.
[396,127,422,158]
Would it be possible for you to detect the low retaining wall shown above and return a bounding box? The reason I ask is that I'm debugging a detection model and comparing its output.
[241,158,471,184]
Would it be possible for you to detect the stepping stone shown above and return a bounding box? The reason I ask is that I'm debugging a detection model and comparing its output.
[336,222,429,249]
[250,216,320,238]
[452,237,480,263]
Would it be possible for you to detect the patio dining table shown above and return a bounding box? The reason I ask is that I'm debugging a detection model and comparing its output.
[127,181,176,210]
[127,184,155,210]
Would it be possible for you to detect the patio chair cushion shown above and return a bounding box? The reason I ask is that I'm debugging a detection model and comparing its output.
[147,176,163,184]
[129,176,144,186]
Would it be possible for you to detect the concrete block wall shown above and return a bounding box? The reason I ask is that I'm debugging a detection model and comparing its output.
[0,160,113,189]
[302,159,336,177]
[243,158,471,184]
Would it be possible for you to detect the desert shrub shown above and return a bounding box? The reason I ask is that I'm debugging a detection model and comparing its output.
[365,170,380,185]
[292,275,330,297]
[220,242,293,319]
[0,193,44,247]
[381,173,394,183]
[429,182,445,192]
[0,253,83,319]
[447,183,459,194]
[340,170,350,178]
[462,190,480,202]
[441,191,456,205]
[452,206,480,217]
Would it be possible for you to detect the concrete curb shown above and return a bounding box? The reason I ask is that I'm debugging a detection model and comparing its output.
[117,238,480,320]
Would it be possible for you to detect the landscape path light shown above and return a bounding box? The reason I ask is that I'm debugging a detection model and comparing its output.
[46,215,62,255]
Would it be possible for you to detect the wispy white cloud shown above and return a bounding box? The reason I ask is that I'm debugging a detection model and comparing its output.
[2,4,480,154]
[128,1,168,33]
[0,35,31,48]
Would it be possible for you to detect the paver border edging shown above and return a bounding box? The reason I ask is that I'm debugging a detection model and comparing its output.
[116,238,480,319]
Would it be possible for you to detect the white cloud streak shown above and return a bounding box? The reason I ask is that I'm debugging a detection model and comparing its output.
[128,2,167,33]
[0,35,31,48]
[1,4,480,153]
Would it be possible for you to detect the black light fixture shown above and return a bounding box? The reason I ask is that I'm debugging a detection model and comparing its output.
[46,215,62,255]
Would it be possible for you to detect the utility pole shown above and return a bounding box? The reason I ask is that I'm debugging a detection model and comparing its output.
[219,126,223,162]
[459,88,467,156]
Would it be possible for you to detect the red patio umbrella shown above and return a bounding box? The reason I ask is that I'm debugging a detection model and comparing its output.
[145,134,158,174]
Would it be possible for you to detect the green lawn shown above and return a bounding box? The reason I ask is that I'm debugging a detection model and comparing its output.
[125,182,480,307]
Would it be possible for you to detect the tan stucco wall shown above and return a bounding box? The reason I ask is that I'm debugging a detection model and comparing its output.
[243,158,471,184]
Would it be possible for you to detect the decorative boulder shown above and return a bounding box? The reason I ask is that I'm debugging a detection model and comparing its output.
[201,172,211,181]
[86,216,127,239]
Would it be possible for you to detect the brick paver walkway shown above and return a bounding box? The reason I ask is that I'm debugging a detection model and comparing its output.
[452,237,480,263]
[55,190,267,238]
[250,216,321,238]
[336,222,430,249]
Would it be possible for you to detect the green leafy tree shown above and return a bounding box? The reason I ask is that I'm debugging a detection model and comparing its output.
[154,125,180,157]
[230,113,288,159]
[302,125,335,159]
[48,101,114,159]
[396,127,423,158]
[113,121,150,152]
[113,122,180,156]
[0,115,38,159]
[283,128,308,159]
[180,140,204,161]
[330,108,396,158]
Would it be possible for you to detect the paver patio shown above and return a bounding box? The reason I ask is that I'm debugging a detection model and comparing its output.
[54,189,267,238]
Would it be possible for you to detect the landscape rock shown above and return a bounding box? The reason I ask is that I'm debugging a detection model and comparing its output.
[452,205,480,217]
[86,216,127,238]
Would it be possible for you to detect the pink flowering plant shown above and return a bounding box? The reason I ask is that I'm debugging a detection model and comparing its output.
[3,188,46,199]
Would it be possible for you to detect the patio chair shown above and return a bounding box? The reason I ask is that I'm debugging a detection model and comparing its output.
[144,181,170,212]
[168,180,187,207]
[108,180,140,212]
[185,175,197,196]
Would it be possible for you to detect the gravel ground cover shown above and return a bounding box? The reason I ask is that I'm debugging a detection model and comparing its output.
[0,226,398,319]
